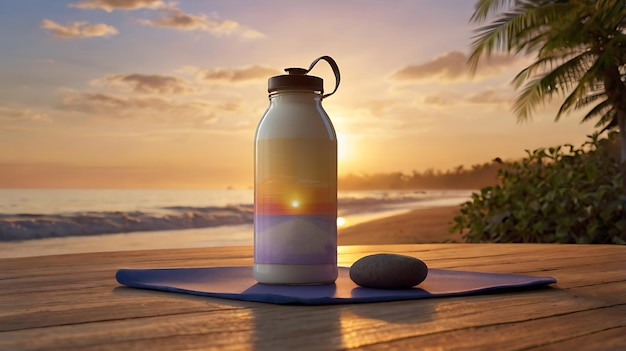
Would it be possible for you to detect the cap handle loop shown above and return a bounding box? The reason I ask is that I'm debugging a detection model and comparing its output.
[306,56,340,99]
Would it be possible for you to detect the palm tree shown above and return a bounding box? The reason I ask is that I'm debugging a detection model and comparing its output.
[468,0,626,193]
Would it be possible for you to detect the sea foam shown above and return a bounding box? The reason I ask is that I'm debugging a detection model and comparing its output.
[0,205,253,241]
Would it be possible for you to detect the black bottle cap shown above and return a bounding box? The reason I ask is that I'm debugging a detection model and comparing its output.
[268,67,323,94]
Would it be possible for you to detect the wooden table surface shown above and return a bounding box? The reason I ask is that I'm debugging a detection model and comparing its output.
[1,244,624,351]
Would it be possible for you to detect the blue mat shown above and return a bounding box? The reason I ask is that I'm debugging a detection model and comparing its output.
[115,266,556,305]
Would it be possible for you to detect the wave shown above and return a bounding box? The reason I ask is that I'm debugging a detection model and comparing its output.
[0,205,254,241]
[0,191,468,241]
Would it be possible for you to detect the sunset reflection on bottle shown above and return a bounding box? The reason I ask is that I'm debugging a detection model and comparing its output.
[253,56,339,285]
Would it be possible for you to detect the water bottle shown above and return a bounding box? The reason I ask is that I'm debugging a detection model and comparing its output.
[254,56,340,285]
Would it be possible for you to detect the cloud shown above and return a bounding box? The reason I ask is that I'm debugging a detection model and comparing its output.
[361,98,416,117]
[92,73,196,94]
[195,65,280,83]
[465,88,512,105]
[390,51,517,81]
[61,90,241,125]
[41,19,118,38]
[70,0,165,12]
[421,89,512,107]
[0,105,51,123]
[70,0,264,38]
[393,51,467,80]
[423,94,460,106]
[140,8,234,31]
[63,91,198,112]
[338,98,436,137]
[139,7,264,38]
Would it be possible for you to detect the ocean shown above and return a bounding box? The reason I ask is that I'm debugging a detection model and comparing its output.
[0,189,472,257]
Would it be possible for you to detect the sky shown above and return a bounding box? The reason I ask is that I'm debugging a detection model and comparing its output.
[0,0,600,189]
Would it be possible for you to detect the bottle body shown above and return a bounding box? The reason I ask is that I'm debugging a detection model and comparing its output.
[254,91,338,284]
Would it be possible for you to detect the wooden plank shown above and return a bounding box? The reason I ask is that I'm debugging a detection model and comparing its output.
[2,280,624,350]
[1,245,621,297]
[334,285,626,349]
[0,288,623,349]
[3,244,622,278]
[351,306,626,351]
[0,244,624,351]
[531,327,626,351]
[2,244,622,276]
[2,254,621,315]
[1,245,623,314]
[0,308,258,351]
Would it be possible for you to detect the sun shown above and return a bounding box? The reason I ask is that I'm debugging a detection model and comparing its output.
[337,217,346,227]
[336,133,351,162]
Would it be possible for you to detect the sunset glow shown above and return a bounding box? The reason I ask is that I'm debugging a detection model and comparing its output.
[336,133,352,163]
[337,217,346,227]
[0,0,598,189]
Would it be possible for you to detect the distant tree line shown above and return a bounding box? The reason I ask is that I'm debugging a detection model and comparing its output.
[338,161,503,190]
[339,133,621,191]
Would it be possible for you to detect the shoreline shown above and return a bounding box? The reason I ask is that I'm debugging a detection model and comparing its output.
[0,205,463,258]
[339,205,463,245]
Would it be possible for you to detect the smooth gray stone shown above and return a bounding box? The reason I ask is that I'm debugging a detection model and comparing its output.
[349,253,429,289]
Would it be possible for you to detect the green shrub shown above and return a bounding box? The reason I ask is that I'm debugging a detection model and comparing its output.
[450,132,625,244]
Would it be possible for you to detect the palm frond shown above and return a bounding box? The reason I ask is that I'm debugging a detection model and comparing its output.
[468,9,529,72]
[575,91,607,109]
[516,3,581,53]
[580,99,612,123]
[556,58,607,120]
[514,52,600,121]
[468,2,574,73]
[593,0,626,32]
[557,85,590,121]
[603,34,626,68]
[513,77,547,121]
[598,112,618,132]
[469,0,626,128]
[589,106,617,130]
[470,0,516,23]
[511,50,591,89]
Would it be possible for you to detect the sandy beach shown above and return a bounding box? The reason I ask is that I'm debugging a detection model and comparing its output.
[339,205,463,245]
[0,205,463,258]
